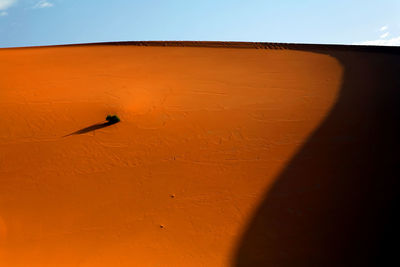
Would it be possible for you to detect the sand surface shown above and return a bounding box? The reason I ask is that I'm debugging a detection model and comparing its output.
[0,42,399,266]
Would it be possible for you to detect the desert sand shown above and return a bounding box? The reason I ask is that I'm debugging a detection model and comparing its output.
[0,42,399,266]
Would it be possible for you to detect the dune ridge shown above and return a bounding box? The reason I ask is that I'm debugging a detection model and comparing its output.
[4,41,400,54]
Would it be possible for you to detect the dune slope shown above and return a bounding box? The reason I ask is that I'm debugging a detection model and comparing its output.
[0,42,399,266]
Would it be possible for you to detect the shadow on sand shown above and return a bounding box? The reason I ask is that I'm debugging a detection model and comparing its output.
[234,46,400,266]
[63,120,119,137]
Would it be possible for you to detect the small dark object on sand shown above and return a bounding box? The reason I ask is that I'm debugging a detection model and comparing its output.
[106,115,120,124]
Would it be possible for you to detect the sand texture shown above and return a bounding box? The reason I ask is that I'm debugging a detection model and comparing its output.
[0,42,399,266]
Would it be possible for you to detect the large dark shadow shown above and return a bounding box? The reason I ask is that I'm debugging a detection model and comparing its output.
[63,120,119,137]
[234,46,400,266]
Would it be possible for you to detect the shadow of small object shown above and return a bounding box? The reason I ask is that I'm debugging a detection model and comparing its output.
[63,115,120,137]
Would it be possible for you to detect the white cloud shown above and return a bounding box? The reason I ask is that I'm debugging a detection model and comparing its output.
[353,36,400,46]
[380,32,389,39]
[33,0,53,9]
[0,0,17,11]
[354,24,400,46]
[0,11,7,16]
[379,25,388,31]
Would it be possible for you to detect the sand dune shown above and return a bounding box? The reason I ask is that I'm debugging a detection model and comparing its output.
[0,42,399,266]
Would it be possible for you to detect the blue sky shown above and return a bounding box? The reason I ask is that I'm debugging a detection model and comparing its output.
[1,0,400,48]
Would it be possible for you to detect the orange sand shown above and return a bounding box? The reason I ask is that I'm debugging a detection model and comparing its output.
[0,42,399,266]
